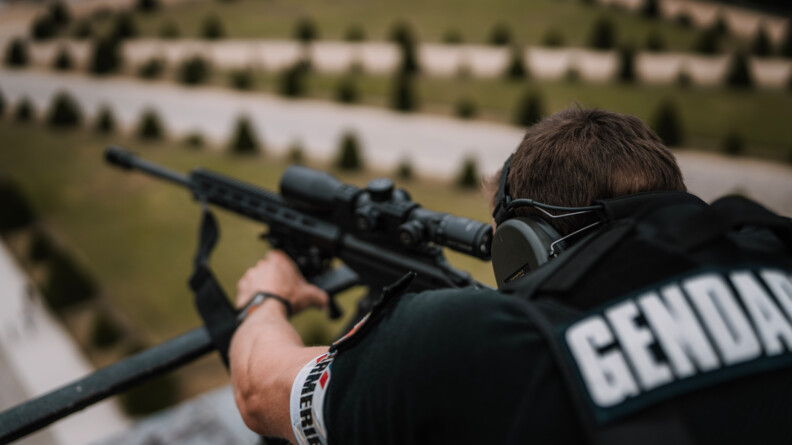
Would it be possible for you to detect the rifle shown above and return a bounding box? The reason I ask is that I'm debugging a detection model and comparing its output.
[0,147,492,443]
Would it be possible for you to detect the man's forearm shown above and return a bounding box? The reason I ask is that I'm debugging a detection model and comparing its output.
[229,299,329,440]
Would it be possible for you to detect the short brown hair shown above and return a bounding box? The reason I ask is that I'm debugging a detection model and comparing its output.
[486,107,686,235]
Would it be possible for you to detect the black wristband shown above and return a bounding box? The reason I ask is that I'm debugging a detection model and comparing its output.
[237,292,293,323]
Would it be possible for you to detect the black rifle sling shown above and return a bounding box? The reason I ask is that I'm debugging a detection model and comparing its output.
[520,302,695,445]
[189,205,237,368]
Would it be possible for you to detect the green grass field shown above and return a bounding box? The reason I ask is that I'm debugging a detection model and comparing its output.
[78,0,746,51]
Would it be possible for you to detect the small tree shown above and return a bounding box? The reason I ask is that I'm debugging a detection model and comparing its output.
[396,158,413,180]
[641,0,659,18]
[618,44,636,83]
[49,1,71,27]
[138,57,165,79]
[31,14,57,40]
[72,19,93,39]
[335,132,363,171]
[781,27,792,58]
[136,0,160,13]
[15,97,35,123]
[47,91,83,128]
[201,14,225,40]
[159,20,180,39]
[588,17,616,50]
[390,73,418,112]
[90,309,124,349]
[136,109,165,141]
[489,22,512,46]
[28,228,54,262]
[44,251,97,310]
[53,45,74,71]
[335,76,359,104]
[94,105,116,134]
[110,12,138,41]
[178,55,211,85]
[4,38,29,67]
[722,131,744,156]
[456,158,479,189]
[652,100,684,147]
[693,27,720,54]
[504,47,527,80]
[725,52,753,89]
[751,27,772,57]
[389,21,416,48]
[345,24,365,42]
[229,69,254,90]
[0,176,36,234]
[288,140,304,164]
[294,16,318,43]
[89,37,122,75]
[676,12,693,28]
[645,30,666,52]
[229,116,261,155]
[455,97,477,119]
[443,29,463,45]
[513,91,544,127]
[541,29,565,47]
[184,132,204,149]
[278,62,308,97]
[0,88,5,117]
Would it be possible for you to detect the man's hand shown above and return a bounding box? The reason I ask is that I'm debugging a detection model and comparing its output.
[235,250,329,315]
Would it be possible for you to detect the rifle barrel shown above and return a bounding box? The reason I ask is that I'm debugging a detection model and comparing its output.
[105,146,191,188]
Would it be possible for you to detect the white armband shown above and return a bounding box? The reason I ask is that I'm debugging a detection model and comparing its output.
[290,351,336,445]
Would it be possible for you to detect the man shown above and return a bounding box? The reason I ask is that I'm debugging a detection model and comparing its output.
[230,107,792,444]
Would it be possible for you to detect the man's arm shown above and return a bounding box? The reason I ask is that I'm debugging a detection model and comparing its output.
[229,250,329,442]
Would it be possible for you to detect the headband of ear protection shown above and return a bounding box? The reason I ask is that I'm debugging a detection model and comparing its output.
[490,154,604,288]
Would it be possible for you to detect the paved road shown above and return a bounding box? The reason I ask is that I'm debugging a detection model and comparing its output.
[1,68,791,216]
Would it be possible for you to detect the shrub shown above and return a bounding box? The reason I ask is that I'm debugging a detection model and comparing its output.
[294,16,318,42]
[49,1,71,27]
[90,309,124,349]
[645,30,665,52]
[389,22,419,75]
[229,69,254,90]
[137,57,165,79]
[513,91,544,127]
[751,27,772,57]
[89,37,122,75]
[184,132,204,149]
[588,16,616,49]
[44,251,96,310]
[288,140,304,164]
[28,228,54,262]
[676,12,693,28]
[136,0,159,13]
[0,89,5,117]
[455,97,477,119]
[0,176,36,234]
[110,12,138,41]
[201,14,224,40]
[618,45,635,83]
[94,105,116,134]
[504,47,527,80]
[396,159,413,180]
[47,91,83,128]
[389,21,416,48]
[489,22,512,46]
[178,55,211,85]
[652,100,684,147]
[4,38,29,67]
[31,14,57,40]
[53,46,74,71]
[335,132,363,171]
[72,19,93,39]
[676,70,692,88]
[335,76,358,104]
[722,131,744,156]
[443,29,463,45]
[229,116,261,154]
[278,62,308,97]
[456,158,479,189]
[725,52,753,88]
[136,109,165,141]
[390,73,418,112]
[693,27,720,54]
[119,372,180,416]
[542,29,565,47]
[15,97,35,122]
[781,27,792,58]
[398,39,419,75]
[345,24,365,42]
[641,0,659,18]
[159,20,180,39]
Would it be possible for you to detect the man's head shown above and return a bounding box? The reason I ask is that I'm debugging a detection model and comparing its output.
[485,107,686,235]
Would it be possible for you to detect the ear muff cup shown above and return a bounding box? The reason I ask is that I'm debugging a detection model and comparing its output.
[491,217,564,288]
